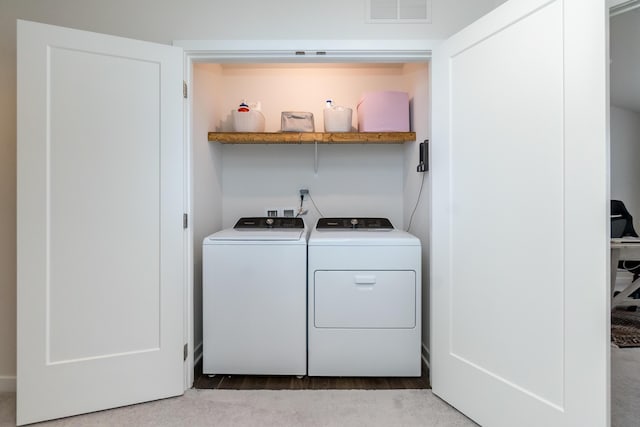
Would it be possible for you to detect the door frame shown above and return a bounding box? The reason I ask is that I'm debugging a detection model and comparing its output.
[177,39,435,381]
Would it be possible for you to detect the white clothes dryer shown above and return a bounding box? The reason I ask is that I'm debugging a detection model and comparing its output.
[202,217,307,376]
[307,217,421,377]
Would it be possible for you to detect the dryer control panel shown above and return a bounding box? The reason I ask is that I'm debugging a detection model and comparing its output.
[316,217,393,230]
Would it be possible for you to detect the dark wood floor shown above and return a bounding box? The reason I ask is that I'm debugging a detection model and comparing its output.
[194,361,430,390]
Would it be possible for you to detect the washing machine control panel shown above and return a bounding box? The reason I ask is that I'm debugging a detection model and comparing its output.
[234,217,304,229]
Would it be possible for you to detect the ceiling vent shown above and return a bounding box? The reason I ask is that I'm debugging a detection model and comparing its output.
[367,0,431,23]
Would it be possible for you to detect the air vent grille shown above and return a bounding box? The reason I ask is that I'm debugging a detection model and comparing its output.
[367,0,431,23]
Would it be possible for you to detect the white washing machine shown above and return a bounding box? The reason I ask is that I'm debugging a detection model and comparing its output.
[202,217,307,376]
[307,217,421,377]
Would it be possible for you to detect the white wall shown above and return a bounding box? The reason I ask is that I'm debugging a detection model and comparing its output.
[610,4,640,112]
[610,106,640,232]
[192,64,224,359]
[0,0,502,385]
[401,62,431,359]
[221,144,405,225]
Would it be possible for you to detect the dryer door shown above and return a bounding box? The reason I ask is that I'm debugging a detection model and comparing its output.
[314,270,416,328]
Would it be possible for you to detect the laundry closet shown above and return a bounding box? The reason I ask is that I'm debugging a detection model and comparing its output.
[16,2,610,424]
[189,56,432,365]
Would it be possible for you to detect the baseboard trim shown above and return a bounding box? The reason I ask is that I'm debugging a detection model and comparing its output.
[421,343,430,370]
[0,376,16,392]
[194,341,203,366]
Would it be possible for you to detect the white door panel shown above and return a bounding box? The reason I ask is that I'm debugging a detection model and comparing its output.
[431,0,608,425]
[450,1,564,406]
[17,20,185,425]
[49,46,161,363]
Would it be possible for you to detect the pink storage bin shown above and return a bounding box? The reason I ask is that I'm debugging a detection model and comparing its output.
[357,91,410,132]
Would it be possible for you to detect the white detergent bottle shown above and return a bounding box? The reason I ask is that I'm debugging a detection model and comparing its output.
[323,99,352,132]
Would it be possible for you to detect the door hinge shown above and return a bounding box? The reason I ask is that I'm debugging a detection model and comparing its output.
[183,81,188,99]
[183,213,188,229]
[183,343,188,361]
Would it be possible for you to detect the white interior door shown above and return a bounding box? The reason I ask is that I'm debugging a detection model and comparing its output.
[17,20,185,425]
[431,0,609,426]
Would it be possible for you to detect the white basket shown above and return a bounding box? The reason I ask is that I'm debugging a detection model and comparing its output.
[323,107,353,132]
[233,110,265,132]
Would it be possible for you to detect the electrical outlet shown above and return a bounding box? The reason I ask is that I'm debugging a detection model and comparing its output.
[299,188,309,196]
[266,207,296,217]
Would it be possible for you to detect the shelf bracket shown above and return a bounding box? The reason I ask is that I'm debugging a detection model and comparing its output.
[314,140,319,175]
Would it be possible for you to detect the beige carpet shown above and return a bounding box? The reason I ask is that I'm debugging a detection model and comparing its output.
[611,346,640,427]
[4,347,639,427]
[1,389,476,427]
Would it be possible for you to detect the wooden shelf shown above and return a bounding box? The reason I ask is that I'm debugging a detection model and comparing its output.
[207,132,416,144]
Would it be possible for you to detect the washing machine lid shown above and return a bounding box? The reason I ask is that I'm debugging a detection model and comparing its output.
[205,217,307,243]
[206,228,306,242]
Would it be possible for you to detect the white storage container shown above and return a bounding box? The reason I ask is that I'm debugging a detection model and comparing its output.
[281,111,315,132]
[232,110,265,132]
[323,106,353,132]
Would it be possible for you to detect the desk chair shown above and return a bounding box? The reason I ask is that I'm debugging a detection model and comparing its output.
[612,200,638,239]
[611,200,640,310]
